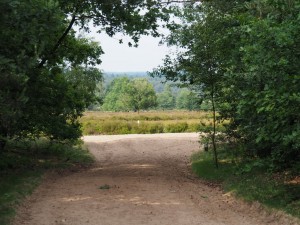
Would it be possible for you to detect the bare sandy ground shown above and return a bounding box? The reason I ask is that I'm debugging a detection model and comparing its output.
[14,133,299,225]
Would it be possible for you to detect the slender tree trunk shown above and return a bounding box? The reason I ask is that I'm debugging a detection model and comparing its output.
[0,129,8,152]
[211,86,219,168]
[0,140,6,152]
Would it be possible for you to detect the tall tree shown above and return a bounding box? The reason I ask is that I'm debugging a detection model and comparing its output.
[152,2,235,167]
[153,0,300,169]
[176,88,201,111]
[102,77,133,112]
[1,0,103,147]
[131,78,157,112]
[157,85,176,110]
[102,77,157,112]
[225,0,300,168]
[0,0,177,150]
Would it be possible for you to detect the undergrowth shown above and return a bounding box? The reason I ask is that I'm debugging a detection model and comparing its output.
[0,139,94,225]
[191,148,300,218]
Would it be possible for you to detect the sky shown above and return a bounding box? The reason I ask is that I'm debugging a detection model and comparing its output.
[89,32,172,73]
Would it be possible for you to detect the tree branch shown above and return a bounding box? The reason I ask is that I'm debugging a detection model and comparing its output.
[38,14,77,68]
[160,0,200,4]
[37,0,199,68]
[37,0,84,69]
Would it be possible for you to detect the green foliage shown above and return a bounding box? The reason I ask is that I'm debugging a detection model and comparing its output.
[0,171,41,225]
[155,0,300,170]
[0,139,93,224]
[102,77,157,112]
[58,0,170,45]
[25,67,102,141]
[0,0,104,148]
[157,85,176,110]
[220,0,300,169]
[191,152,234,182]
[102,72,179,94]
[131,78,157,112]
[0,139,93,171]
[176,88,201,111]
[102,77,133,111]
[191,149,300,218]
[101,73,189,111]
[164,122,188,133]
[153,2,235,167]
[80,111,225,135]
[99,184,111,190]
[199,100,213,111]
[0,0,173,150]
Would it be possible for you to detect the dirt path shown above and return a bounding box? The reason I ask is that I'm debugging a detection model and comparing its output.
[14,133,298,225]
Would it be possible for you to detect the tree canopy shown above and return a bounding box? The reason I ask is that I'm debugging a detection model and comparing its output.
[102,77,157,112]
[157,85,176,110]
[176,88,201,111]
[154,0,300,169]
[131,78,157,112]
[0,0,175,150]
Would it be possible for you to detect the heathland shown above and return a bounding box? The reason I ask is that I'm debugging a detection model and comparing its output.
[80,110,225,135]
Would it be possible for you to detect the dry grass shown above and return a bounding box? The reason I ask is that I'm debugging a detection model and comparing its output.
[80,110,225,135]
[82,110,211,121]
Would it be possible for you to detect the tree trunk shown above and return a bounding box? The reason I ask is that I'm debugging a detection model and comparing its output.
[0,140,5,152]
[211,87,219,169]
[0,133,7,152]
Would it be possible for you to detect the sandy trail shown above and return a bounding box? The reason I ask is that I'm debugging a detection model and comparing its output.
[14,133,298,225]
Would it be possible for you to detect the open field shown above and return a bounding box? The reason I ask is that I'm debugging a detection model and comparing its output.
[80,110,226,135]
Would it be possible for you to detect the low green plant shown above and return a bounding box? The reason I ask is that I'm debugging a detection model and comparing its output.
[164,122,188,133]
[191,148,300,218]
[191,151,234,182]
[0,139,94,225]
[148,123,164,133]
[98,184,111,190]
[0,171,41,225]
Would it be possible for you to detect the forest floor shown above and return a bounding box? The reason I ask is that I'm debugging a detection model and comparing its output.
[13,133,299,225]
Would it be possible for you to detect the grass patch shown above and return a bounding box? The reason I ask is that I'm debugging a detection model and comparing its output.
[191,151,234,182]
[0,139,94,225]
[80,110,226,135]
[0,171,41,225]
[191,150,300,218]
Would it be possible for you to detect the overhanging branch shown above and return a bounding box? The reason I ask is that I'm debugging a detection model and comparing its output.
[38,14,77,68]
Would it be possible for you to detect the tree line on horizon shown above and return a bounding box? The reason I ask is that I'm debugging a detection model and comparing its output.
[90,75,209,112]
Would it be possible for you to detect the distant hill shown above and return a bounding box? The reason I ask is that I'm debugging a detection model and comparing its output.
[104,72,148,77]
